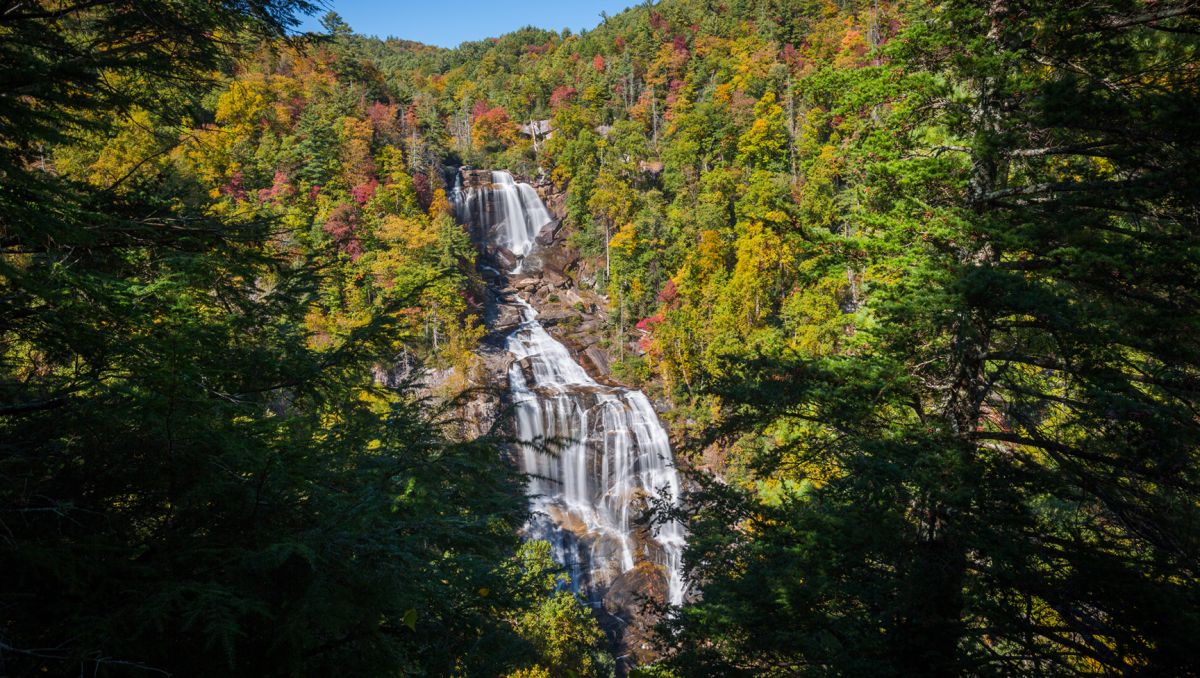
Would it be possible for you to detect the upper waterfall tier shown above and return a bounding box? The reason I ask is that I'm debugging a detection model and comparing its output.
[454,170,552,265]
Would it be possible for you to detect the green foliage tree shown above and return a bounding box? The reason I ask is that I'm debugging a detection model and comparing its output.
[658,1,1200,675]
[509,541,613,678]
[0,2,536,676]
[736,92,789,172]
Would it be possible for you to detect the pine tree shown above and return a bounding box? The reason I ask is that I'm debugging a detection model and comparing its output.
[0,2,540,676]
[661,1,1200,675]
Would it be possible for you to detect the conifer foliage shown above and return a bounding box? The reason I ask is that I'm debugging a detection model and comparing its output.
[657,1,1200,675]
[0,2,576,676]
[3,0,1200,675]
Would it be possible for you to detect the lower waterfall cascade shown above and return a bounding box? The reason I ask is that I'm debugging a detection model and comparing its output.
[454,169,688,608]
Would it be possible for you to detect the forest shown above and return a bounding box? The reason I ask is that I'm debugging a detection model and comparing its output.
[2,0,1199,675]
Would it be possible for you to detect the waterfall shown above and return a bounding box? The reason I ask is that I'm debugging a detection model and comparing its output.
[454,170,552,267]
[507,299,687,605]
[455,170,687,607]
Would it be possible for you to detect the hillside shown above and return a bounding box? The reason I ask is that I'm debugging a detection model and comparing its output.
[3,1,1200,676]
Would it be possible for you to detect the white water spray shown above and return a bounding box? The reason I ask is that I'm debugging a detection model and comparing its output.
[455,170,687,606]
[454,171,553,266]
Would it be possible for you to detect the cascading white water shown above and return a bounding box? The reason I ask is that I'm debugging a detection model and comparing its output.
[454,171,552,266]
[455,169,687,606]
[507,300,687,606]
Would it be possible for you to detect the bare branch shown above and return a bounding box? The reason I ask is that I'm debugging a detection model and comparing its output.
[1098,4,1200,30]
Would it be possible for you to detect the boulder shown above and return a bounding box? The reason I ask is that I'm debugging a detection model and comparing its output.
[491,246,518,271]
[542,265,570,288]
[537,307,578,327]
[535,218,562,246]
[514,276,542,292]
[638,160,665,175]
[522,243,579,280]
[488,302,524,334]
[518,119,552,137]
[541,191,567,219]
[582,346,611,377]
[577,319,604,339]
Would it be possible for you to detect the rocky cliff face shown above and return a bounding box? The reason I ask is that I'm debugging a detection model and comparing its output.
[452,169,685,673]
[431,166,675,466]
[469,175,618,385]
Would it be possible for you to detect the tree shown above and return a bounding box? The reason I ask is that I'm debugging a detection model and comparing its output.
[661,1,1200,675]
[588,170,639,282]
[736,92,789,172]
[472,106,518,152]
[320,10,353,36]
[0,2,541,675]
[509,541,613,678]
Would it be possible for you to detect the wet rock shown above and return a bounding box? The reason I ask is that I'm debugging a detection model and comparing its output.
[478,264,505,284]
[535,218,562,246]
[582,346,611,377]
[602,562,670,667]
[460,168,493,189]
[489,302,524,334]
[517,250,544,275]
[491,246,518,271]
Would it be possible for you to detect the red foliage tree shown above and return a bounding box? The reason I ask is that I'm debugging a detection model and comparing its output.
[649,11,669,32]
[550,86,577,110]
[412,172,433,212]
[220,170,248,202]
[257,171,293,203]
[350,179,379,205]
[323,202,363,259]
[366,101,400,141]
[656,279,679,306]
[635,314,665,332]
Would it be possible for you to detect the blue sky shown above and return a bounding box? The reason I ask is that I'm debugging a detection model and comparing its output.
[296,1,640,48]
